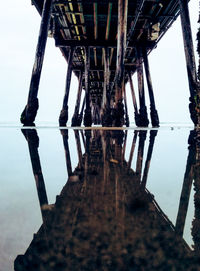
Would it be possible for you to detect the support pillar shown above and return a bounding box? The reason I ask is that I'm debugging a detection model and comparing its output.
[124,84,130,127]
[178,0,200,125]
[59,47,74,126]
[143,48,159,127]
[77,96,85,126]
[137,48,149,127]
[20,0,53,125]
[71,72,83,126]
[113,0,128,127]
[128,72,140,126]
[83,47,92,127]
[101,48,112,126]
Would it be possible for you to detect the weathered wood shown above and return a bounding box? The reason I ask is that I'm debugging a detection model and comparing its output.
[71,72,83,126]
[105,3,112,40]
[101,47,112,126]
[124,85,130,127]
[113,0,128,127]
[83,47,92,126]
[93,2,98,40]
[128,72,140,126]
[20,0,53,125]
[178,0,199,125]
[59,47,74,126]
[137,48,149,127]
[143,48,159,127]
[76,96,85,126]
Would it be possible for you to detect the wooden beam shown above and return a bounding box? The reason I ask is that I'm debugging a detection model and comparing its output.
[128,72,140,126]
[20,0,53,125]
[137,47,149,127]
[83,47,92,126]
[178,0,199,125]
[59,47,74,126]
[143,48,159,127]
[105,3,112,40]
[71,72,83,126]
[93,2,98,40]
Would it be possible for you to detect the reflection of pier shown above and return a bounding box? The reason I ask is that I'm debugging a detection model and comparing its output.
[15,128,200,270]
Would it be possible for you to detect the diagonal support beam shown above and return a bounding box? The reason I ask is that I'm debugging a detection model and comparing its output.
[20,0,53,125]
[59,47,75,126]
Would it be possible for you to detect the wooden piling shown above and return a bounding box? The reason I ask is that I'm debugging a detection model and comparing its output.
[128,72,140,126]
[178,0,200,125]
[113,0,128,127]
[59,47,74,126]
[20,0,53,125]
[137,48,149,127]
[83,47,92,127]
[124,85,130,127]
[143,48,159,127]
[71,72,83,126]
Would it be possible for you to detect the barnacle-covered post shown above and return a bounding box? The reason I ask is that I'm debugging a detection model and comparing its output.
[21,0,53,125]
[178,0,200,126]
[113,0,128,127]
[59,47,74,126]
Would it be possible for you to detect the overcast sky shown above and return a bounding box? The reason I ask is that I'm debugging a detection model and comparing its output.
[0,0,199,125]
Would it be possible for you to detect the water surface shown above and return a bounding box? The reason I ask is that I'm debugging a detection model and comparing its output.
[0,126,199,270]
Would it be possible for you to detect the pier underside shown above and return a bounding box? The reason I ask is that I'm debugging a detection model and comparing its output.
[21,0,200,127]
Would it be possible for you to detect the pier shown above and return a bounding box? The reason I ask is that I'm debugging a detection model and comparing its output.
[20,0,199,126]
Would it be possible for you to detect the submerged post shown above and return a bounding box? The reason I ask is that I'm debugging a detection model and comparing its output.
[59,48,74,126]
[20,0,53,125]
[178,0,200,125]
[143,48,159,127]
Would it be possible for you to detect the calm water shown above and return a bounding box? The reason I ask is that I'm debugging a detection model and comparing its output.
[0,125,200,270]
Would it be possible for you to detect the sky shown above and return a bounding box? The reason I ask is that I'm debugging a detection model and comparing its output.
[0,0,199,125]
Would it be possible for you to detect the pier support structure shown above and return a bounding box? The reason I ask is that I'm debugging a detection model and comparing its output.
[178,0,200,126]
[20,0,53,125]
[137,48,149,127]
[113,0,128,127]
[71,72,83,126]
[83,47,92,127]
[59,47,74,126]
[143,48,159,127]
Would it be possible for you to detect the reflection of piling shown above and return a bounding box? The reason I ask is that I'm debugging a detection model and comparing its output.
[127,131,138,170]
[141,130,158,189]
[60,129,72,176]
[136,131,147,178]
[21,129,48,221]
